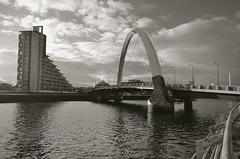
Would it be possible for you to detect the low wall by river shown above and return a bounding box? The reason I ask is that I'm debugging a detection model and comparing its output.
[0,93,90,103]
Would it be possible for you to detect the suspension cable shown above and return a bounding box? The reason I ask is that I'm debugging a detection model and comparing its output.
[131,42,144,80]
[110,55,121,85]
[162,67,174,85]
[122,34,140,82]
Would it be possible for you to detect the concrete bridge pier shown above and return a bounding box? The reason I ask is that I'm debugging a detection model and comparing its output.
[91,91,111,103]
[113,94,123,103]
[148,75,174,112]
[94,95,108,103]
[184,97,193,112]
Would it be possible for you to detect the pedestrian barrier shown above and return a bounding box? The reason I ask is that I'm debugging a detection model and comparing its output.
[191,103,240,159]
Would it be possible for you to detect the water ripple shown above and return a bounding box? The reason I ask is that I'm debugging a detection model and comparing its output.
[0,99,237,158]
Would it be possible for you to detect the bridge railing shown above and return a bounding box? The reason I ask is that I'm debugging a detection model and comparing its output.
[94,83,240,93]
[191,103,240,159]
[120,82,153,87]
[169,84,240,92]
[220,103,240,159]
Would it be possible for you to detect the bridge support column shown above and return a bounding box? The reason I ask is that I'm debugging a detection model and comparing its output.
[95,96,104,103]
[114,94,123,103]
[148,75,174,112]
[92,93,109,103]
[184,97,193,112]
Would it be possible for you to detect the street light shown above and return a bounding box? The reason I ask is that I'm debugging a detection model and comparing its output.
[172,66,176,85]
[229,72,231,86]
[189,64,194,85]
[214,61,219,85]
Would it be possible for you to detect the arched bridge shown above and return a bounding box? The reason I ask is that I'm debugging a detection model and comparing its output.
[90,28,240,112]
[91,28,173,112]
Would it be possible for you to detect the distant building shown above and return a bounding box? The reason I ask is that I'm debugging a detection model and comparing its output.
[95,80,110,88]
[17,26,73,92]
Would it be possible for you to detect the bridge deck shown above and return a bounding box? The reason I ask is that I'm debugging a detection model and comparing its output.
[95,84,240,95]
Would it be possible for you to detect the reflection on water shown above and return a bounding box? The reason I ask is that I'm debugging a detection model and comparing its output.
[5,103,58,158]
[0,99,237,158]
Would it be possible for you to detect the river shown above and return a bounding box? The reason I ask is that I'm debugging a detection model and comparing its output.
[0,99,238,159]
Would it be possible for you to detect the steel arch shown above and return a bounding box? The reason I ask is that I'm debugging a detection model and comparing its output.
[117,28,162,86]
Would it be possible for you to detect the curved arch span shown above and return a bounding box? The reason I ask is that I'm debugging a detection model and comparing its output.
[117,28,173,111]
[117,28,162,86]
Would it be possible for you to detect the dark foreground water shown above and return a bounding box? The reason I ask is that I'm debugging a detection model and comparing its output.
[0,99,238,159]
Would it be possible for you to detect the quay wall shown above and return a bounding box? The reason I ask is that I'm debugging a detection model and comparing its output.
[0,93,90,103]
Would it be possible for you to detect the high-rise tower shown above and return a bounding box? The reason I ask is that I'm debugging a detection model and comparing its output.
[17,26,73,92]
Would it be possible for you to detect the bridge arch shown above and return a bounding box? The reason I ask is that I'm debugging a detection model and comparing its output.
[117,28,163,86]
[117,28,173,111]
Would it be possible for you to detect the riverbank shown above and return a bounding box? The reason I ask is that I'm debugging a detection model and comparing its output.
[0,92,90,103]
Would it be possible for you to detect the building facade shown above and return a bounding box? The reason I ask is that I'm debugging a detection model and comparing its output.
[17,26,73,92]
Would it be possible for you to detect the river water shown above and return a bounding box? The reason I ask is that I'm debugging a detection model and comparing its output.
[0,99,238,159]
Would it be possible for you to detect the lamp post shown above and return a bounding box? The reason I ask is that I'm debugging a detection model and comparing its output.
[229,72,231,86]
[189,64,194,85]
[214,61,219,85]
[172,66,176,85]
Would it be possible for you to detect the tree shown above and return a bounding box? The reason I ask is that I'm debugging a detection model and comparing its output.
[0,82,13,90]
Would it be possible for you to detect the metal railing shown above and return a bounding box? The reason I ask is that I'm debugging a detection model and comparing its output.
[220,103,240,159]
[191,103,240,159]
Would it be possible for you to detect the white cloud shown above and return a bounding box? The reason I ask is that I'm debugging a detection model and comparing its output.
[14,0,43,13]
[0,0,10,5]
[47,41,80,62]
[1,20,15,27]
[0,12,124,63]
[107,0,133,15]
[0,13,14,20]
[0,47,16,54]
[12,0,133,18]
[0,46,17,84]
[235,10,240,19]
[76,0,134,33]
[0,30,18,35]
[14,0,78,14]
[134,17,154,28]
[73,41,121,64]
[99,32,116,42]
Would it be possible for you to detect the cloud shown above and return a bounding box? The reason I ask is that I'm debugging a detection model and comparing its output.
[151,16,240,84]
[75,0,134,33]
[14,0,78,14]
[0,0,140,65]
[73,41,121,64]
[12,0,133,21]
[99,32,116,42]
[0,0,10,5]
[236,10,240,19]
[159,15,171,21]
[0,47,17,84]
[0,0,154,64]
[2,20,15,27]
[0,13,15,20]
[47,40,80,62]
[0,30,18,35]
[134,17,154,28]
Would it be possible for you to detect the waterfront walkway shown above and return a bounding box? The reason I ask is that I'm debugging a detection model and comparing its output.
[192,103,240,159]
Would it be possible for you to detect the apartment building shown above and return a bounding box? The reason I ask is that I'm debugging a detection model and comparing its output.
[17,26,73,92]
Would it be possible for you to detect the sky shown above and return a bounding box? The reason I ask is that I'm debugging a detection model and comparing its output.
[0,0,240,87]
